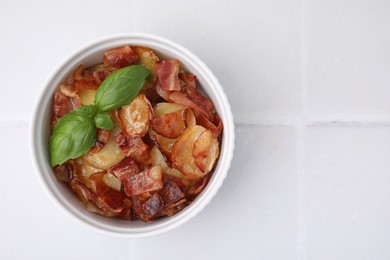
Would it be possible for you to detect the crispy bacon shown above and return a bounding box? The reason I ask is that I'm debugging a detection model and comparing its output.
[151,109,187,139]
[73,65,114,90]
[110,157,140,180]
[103,45,139,68]
[121,166,163,196]
[162,174,190,193]
[156,82,171,101]
[97,129,110,144]
[160,181,185,205]
[197,114,223,138]
[71,174,131,218]
[89,172,125,211]
[185,88,214,112]
[179,73,197,90]
[91,69,113,83]
[156,60,181,91]
[158,198,187,217]
[179,73,214,113]
[88,141,103,155]
[70,178,96,204]
[53,164,72,182]
[88,129,111,155]
[186,174,211,200]
[141,88,163,106]
[51,91,76,130]
[140,193,165,221]
[114,132,151,165]
[53,91,73,118]
[168,91,213,121]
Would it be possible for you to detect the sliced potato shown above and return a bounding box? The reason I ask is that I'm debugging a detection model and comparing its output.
[133,46,159,85]
[103,173,122,192]
[192,130,211,172]
[154,102,185,116]
[74,157,102,181]
[186,107,196,127]
[109,110,122,130]
[151,109,187,138]
[149,129,176,157]
[154,102,195,127]
[78,89,97,105]
[70,178,92,204]
[81,138,126,171]
[119,94,153,137]
[171,125,207,179]
[193,130,219,174]
[150,146,187,179]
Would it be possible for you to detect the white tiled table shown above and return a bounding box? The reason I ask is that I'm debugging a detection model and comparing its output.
[1,0,390,259]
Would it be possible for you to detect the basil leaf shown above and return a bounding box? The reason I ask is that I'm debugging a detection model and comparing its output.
[49,105,98,166]
[95,65,149,111]
[94,112,114,130]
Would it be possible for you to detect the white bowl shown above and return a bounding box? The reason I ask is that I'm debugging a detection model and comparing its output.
[30,33,234,238]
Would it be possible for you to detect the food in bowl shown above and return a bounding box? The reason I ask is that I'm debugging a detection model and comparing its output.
[49,45,223,222]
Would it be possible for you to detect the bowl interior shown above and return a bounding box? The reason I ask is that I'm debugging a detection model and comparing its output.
[31,34,234,237]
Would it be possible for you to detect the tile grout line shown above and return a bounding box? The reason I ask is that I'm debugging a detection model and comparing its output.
[297,0,308,259]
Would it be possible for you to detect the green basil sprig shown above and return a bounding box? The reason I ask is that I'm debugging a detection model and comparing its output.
[49,65,149,166]
[95,65,149,111]
[49,105,98,166]
[94,112,115,130]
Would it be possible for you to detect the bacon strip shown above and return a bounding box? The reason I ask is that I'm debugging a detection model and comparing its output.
[197,114,223,138]
[89,172,125,210]
[179,73,197,90]
[169,91,213,121]
[140,193,165,221]
[121,166,163,196]
[73,65,114,90]
[114,132,152,165]
[156,60,181,91]
[160,181,185,204]
[110,157,140,180]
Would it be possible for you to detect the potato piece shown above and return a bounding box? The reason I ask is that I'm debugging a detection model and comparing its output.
[149,129,176,158]
[171,125,207,178]
[193,130,219,174]
[119,94,153,137]
[74,157,102,181]
[80,138,126,171]
[197,113,223,138]
[151,109,187,138]
[102,173,121,192]
[150,146,187,179]
[154,102,184,116]
[103,45,138,68]
[109,110,122,130]
[186,107,196,127]
[78,89,97,105]
[153,102,195,127]
[133,46,159,85]
[70,178,93,204]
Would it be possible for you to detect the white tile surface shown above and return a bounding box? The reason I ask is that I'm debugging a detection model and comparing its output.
[137,126,298,260]
[0,124,135,259]
[305,126,390,259]
[305,0,390,121]
[0,0,302,124]
[2,0,390,259]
